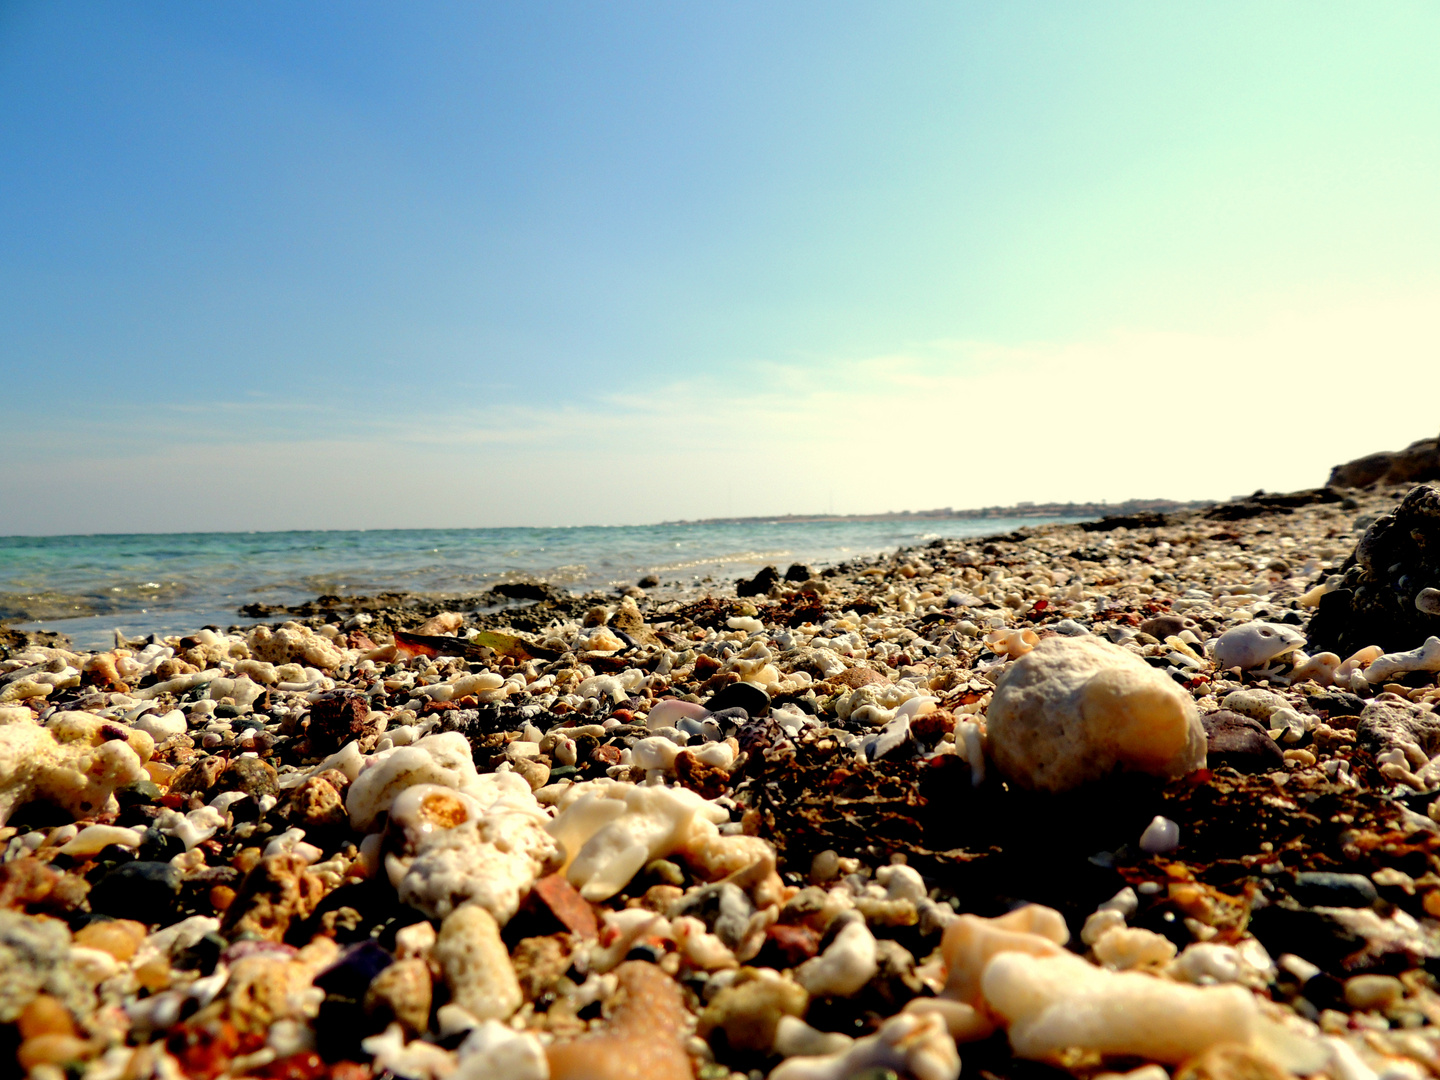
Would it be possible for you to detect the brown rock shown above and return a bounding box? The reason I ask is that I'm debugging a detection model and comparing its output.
[286,777,347,829]
[413,612,464,635]
[829,665,887,690]
[512,934,574,1002]
[306,692,375,755]
[224,953,317,1033]
[547,961,693,1080]
[221,853,327,942]
[589,744,623,768]
[0,858,89,914]
[168,756,226,797]
[365,957,433,1034]
[153,658,200,680]
[674,750,730,799]
[698,967,808,1054]
[220,757,278,799]
[1201,711,1285,774]
[910,709,955,743]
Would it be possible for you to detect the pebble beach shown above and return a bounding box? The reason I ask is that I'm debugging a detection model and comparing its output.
[6,479,1440,1080]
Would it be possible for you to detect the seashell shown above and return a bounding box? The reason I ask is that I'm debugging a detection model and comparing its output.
[984,628,1039,658]
[1209,622,1305,670]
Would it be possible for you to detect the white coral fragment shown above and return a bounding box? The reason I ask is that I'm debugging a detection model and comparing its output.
[1364,636,1440,683]
[982,950,1257,1063]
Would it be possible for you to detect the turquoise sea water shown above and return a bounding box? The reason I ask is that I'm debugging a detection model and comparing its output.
[0,517,1089,649]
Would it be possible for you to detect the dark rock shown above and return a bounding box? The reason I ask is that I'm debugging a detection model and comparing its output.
[706,683,770,718]
[1308,483,1440,654]
[706,707,751,731]
[168,755,226,797]
[1329,434,1440,489]
[1248,901,1368,969]
[1080,512,1169,532]
[784,564,814,583]
[1290,872,1379,909]
[1355,698,1440,758]
[306,691,375,755]
[173,932,227,976]
[213,704,241,720]
[736,566,781,597]
[89,862,183,922]
[638,574,661,589]
[220,757,279,799]
[136,826,187,863]
[1304,691,1366,718]
[314,940,394,999]
[1202,710,1284,774]
[488,581,563,602]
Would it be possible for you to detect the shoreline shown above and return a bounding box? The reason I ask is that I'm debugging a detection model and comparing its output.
[3,480,1440,1078]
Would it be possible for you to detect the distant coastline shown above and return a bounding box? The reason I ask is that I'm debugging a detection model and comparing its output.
[661,496,1215,527]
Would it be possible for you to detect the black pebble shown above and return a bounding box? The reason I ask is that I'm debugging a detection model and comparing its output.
[89,861,183,922]
[706,683,770,717]
[1290,871,1379,908]
[138,826,187,863]
[173,932,227,976]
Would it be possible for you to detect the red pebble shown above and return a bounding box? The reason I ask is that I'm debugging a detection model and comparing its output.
[533,873,599,939]
[166,1021,240,1080]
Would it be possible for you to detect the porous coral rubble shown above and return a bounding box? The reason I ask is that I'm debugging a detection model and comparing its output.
[5,483,1440,1079]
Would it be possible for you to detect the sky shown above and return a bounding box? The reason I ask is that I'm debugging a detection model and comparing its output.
[1,1,1438,534]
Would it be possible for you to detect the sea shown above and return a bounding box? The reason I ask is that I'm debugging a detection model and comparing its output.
[0,517,1091,651]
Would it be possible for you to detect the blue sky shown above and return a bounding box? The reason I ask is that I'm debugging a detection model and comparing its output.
[2,2,1438,533]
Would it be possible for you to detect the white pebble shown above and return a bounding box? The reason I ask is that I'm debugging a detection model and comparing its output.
[1139,816,1180,854]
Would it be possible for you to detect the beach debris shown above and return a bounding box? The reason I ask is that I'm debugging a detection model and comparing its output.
[9,480,1440,1080]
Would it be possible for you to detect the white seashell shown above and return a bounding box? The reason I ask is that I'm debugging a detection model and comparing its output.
[1210,622,1305,670]
[984,628,1039,658]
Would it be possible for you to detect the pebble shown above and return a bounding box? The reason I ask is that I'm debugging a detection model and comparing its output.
[986,637,1206,792]
[88,862,182,922]
[435,903,522,1021]
[1138,816,1180,854]
[1343,974,1404,1011]
[1290,872,1379,909]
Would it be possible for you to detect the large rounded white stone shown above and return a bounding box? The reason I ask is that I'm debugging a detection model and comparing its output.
[985,636,1205,792]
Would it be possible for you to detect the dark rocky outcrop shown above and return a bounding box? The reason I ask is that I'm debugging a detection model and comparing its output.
[1308,483,1440,655]
[1329,432,1440,489]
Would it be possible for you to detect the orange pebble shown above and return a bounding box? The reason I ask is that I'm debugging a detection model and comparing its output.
[134,956,173,992]
[233,847,264,874]
[18,995,75,1040]
[1425,891,1440,918]
[73,919,146,962]
[145,760,176,786]
[210,885,236,911]
[18,1033,90,1070]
